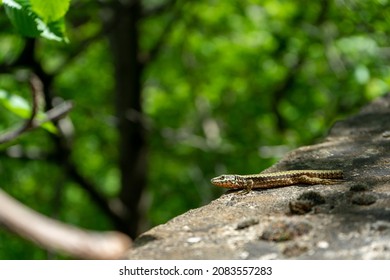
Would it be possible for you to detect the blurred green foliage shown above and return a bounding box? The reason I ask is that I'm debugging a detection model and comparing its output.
[1,0,390,258]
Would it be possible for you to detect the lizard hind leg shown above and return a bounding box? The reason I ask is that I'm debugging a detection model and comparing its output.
[299,175,344,185]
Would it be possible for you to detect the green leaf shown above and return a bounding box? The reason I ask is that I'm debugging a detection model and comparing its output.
[0,89,31,118]
[3,0,41,37]
[37,17,68,42]
[0,90,59,134]
[30,0,70,22]
[3,0,69,42]
[39,120,58,134]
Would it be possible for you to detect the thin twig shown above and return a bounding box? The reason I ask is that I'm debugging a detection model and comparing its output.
[0,75,41,144]
[0,75,73,144]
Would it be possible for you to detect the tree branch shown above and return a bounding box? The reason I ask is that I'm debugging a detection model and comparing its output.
[0,189,131,259]
[0,26,133,242]
[0,148,130,233]
[64,160,129,232]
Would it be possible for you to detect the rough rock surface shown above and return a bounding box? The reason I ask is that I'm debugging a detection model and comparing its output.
[126,94,390,259]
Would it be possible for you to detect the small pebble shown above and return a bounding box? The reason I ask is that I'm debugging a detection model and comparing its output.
[182,225,191,231]
[187,237,202,243]
[317,241,329,249]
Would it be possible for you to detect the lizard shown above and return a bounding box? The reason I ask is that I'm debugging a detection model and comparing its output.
[210,170,344,193]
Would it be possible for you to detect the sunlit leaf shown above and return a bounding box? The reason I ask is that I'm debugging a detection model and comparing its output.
[0,89,31,118]
[30,0,70,22]
[0,90,58,134]
[3,0,68,42]
[36,17,68,42]
[39,121,58,134]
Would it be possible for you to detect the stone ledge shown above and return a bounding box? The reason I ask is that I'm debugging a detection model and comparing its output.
[126,94,390,259]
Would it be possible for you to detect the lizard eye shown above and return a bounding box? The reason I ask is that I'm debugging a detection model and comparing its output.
[216,175,226,181]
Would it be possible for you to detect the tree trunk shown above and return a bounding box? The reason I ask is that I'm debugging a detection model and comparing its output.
[107,1,148,238]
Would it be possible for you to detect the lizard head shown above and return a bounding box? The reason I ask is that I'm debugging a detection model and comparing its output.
[210,174,238,188]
